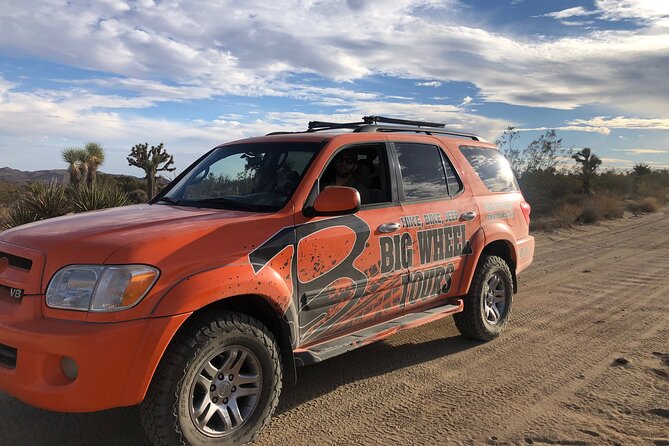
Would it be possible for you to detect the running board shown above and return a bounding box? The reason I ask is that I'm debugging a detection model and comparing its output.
[294,299,463,366]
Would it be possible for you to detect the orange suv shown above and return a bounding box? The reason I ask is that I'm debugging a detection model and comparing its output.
[0,116,534,445]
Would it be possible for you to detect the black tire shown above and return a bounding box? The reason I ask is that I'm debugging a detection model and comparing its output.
[454,255,513,341]
[140,311,282,446]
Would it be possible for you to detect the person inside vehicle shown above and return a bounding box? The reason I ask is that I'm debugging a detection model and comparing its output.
[321,148,370,204]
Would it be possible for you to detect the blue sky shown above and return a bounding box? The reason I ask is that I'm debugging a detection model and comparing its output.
[0,0,668,176]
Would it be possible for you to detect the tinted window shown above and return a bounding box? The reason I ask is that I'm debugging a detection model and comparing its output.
[163,142,320,211]
[395,143,449,201]
[320,143,390,205]
[459,146,519,192]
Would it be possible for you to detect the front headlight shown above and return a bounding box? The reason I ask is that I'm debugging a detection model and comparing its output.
[46,265,159,312]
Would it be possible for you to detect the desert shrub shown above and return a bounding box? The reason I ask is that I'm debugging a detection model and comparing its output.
[21,181,71,219]
[593,194,623,219]
[627,197,659,215]
[1,204,40,230]
[577,194,623,224]
[578,205,601,224]
[69,185,130,212]
[98,173,147,194]
[0,181,69,229]
[594,170,634,196]
[552,203,582,226]
[128,189,149,204]
[636,180,668,205]
[640,196,660,212]
[519,168,580,217]
[530,203,581,231]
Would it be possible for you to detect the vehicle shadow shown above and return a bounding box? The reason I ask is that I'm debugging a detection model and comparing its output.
[276,326,480,415]
[0,319,481,446]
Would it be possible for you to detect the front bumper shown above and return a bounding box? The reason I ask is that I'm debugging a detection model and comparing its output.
[0,295,188,412]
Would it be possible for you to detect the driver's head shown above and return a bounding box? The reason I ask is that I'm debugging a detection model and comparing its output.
[334,149,357,178]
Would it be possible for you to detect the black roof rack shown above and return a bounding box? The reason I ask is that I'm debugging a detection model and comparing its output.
[267,115,480,140]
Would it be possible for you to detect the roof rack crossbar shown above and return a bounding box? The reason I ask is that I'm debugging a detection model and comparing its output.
[362,116,446,128]
[307,120,366,130]
[355,124,479,140]
[265,116,480,140]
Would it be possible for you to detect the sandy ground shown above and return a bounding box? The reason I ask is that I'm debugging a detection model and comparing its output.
[1,209,668,445]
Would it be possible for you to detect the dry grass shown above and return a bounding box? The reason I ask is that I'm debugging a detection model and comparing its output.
[626,197,659,215]
[576,194,623,224]
[530,204,581,231]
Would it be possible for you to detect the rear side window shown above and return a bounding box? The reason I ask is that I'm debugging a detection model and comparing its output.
[395,143,450,201]
[459,146,519,192]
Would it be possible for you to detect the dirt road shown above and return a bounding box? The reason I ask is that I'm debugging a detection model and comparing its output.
[2,210,668,445]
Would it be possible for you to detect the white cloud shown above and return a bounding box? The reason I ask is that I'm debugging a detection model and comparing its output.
[460,96,473,106]
[518,126,611,135]
[543,1,669,24]
[567,116,669,131]
[0,76,507,174]
[559,20,595,26]
[517,115,669,136]
[415,81,442,87]
[0,0,667,115]
[600,157,635,164]
[611,148,669,155]
[596,0,669,23]
[541,6,598,20]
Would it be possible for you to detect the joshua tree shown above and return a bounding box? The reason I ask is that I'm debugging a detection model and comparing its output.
[572,147,602,195]
[632,163,651,176]
[62,147,87,188]
[631,163,652,193]
[83,142,105,188]
[127,142,176,198]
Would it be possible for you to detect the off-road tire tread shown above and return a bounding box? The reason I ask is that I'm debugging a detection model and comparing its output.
[454,255,512,341]
[140,311,282,446]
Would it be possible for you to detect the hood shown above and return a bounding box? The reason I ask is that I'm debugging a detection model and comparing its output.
[0,204,256,264]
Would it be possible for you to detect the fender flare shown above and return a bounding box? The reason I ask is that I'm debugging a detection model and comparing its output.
[151,262,298,342]
[457,223,518,296]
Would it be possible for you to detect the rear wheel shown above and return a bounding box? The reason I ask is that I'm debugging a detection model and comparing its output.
[454,255,513,341]
[140,311,282,446]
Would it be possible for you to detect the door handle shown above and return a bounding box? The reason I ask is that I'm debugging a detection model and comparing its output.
[378,222,401,233]
[459,211,477,221]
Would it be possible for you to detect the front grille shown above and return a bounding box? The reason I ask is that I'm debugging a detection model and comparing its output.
[0,343,17,369]
[0,252,32,271]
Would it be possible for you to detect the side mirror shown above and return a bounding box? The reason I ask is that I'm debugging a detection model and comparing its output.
[312,186,360,216]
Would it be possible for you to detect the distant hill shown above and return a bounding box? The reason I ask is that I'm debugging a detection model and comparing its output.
[0,167,149,185]
[0,167,68,184]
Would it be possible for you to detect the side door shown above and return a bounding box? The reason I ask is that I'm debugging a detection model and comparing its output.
[295,142,410,345]
[390,140,481,310]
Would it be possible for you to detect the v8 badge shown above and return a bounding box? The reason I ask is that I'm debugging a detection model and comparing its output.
[10,288,23,300]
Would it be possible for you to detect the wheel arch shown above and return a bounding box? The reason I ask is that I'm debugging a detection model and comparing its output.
[187,294,298,385]
[459,227,518,295]
[480,240,517,293]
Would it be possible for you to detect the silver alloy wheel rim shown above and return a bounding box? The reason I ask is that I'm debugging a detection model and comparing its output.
[188,346,262,437]
[483,273,507,325]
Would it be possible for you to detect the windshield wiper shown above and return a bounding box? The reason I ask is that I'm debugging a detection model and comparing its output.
[187,197,266,211]
[154,196,182,205]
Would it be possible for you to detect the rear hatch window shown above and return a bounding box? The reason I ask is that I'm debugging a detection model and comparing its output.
[459,146,519,192]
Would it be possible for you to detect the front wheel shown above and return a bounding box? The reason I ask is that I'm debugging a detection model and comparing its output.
[140,311,282,446]
[454,255,513,341]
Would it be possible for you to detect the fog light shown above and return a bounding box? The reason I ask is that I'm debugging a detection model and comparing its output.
[61,356,78,381]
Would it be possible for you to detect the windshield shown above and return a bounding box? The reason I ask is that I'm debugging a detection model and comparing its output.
[159,142,321,211]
